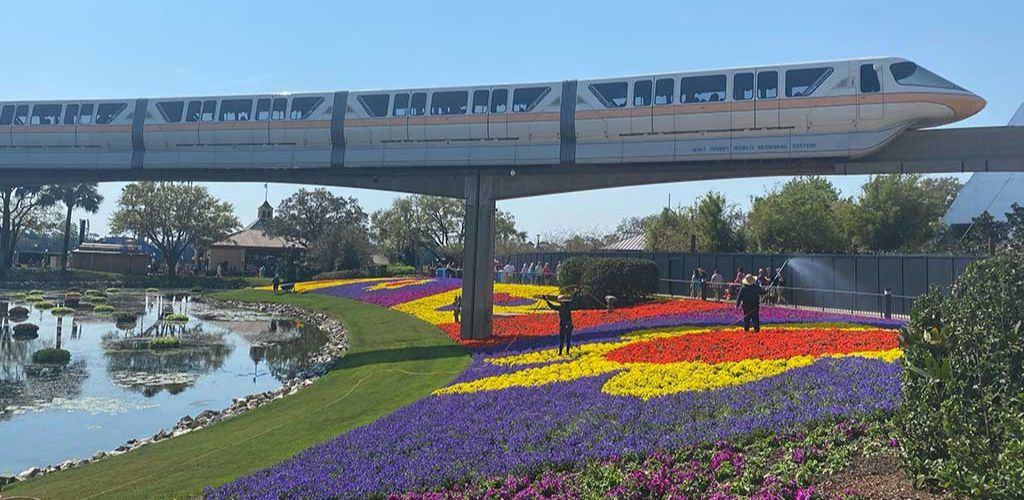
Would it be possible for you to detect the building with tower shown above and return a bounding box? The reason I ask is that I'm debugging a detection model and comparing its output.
[206,200,295,276]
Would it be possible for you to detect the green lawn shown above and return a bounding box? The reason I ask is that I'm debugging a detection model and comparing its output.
[4,290,469,500]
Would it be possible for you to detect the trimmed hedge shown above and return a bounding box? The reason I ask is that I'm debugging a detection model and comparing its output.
[898,255,1024,497]
[557,257,658,308]
[32,348,71,365]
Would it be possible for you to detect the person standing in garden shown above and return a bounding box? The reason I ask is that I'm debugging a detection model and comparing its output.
[736,274,764,332]
[710,269,723,300]
[690,269,700,298]
[452,295,462,323]
[545,293,577,355]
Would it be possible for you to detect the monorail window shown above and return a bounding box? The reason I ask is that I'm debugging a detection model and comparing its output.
[79,104,94,125]
[255,99,271,121]
[200,101,217,122]
[890,62,963,90]
[14,105,29,125]
[733,73,754,100]
[0,105,13,126]
[358,94,390,118]
[430,91,468,115]
[590,82,628,108]
[681,75,726,103]
[392,93,409,117]
[409,93,426,117]
[272,98,287,120]
[63,104,79,124]
[31,104,62,125]
[472,90,489,114]
[757,71,778,99]
[96,103,127,124]
[490,89,508,113]
[654,78,674,105]
[512,87,550,112]
[860,64,881,93]
[785,67,833,97]
[633,80,652,107]
[186,101,202,122]
[220,99,253,121]
[157,101,184,123]
[290,97,323,120]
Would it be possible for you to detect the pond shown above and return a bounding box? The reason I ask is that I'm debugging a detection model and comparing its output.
[0,290,326,476]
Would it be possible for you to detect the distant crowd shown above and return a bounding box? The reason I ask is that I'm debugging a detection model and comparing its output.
[688,266,785,304]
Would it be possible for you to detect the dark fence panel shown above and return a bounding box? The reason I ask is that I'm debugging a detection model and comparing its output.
[500,251,983,315]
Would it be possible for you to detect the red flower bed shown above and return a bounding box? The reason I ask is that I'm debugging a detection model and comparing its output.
[438,300,731,347]
[605,327,898,364]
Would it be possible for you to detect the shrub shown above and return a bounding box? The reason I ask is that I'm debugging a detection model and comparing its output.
[33,301,55,310]
[311,269,369,281]
[145,287,160,292]
[28,289,45,295]
[898,255,1024,497]
[93,304,115,313]
[557,257,658,308]
[32,348,71,365]
[163,313,189,322]
[85,289,107,298]
[9,305,30,317]
[105,287,121,294]
[11,292,27,300]
[64,292,82,299]
[149,336,180,349]
[13,323,39,338]
[51,307,75,316]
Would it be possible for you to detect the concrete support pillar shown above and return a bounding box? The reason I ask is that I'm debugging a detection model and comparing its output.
[460,173,496,340]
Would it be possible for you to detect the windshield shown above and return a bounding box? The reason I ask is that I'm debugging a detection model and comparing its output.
[890,62,964,90]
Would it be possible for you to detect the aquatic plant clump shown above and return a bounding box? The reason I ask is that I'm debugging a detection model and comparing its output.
[163,313,189,323]
[93,304,116,313]
[13,323,40,339]
[32,348,72,365]
[9,305,30,317]
[50,306,75,316]
[149,336,181,350]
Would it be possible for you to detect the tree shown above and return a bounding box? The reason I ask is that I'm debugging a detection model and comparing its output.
[613,215,654,238]
[0,186,57,270]
[1004,203,1024,253]
[272,188,368,249]
[41,183,103,271]
[745,177,850,253]
[644,192,743,252]
[110,182,239,277]
[271,188,371,274]
[960,210,1007,255]
[845,175,952,252]
[370,195,527,265]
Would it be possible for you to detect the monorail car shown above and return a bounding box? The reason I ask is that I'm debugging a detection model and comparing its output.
[0,57,984,171]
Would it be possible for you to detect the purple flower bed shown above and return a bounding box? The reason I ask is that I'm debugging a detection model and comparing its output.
[206,357,900,499]
[314,278,462,307]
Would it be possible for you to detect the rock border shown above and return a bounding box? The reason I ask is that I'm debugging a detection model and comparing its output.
[1,299,348,487]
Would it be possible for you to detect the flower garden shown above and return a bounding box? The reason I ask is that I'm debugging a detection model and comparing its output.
[213,277,906,499]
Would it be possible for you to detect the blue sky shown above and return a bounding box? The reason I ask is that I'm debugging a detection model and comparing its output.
[2,0,1020,240]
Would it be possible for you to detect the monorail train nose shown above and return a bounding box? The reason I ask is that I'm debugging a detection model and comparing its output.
[952,93,986,120]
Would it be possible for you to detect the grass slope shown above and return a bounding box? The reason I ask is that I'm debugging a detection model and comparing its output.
[4,290,469,500]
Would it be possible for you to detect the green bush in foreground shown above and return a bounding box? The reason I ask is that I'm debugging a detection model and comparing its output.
[557,257,659,308]
[32,348,71,365]
[149,336,180,349]
[898,255,1024,498]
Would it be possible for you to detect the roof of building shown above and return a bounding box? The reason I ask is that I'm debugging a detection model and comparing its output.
[601,233,647,252]
[943,103,1024,226]
[210,229,294,249]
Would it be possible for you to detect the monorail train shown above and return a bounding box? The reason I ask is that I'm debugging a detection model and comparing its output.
[0,57,985,170]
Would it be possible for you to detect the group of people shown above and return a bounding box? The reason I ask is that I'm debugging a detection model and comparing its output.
[496,260,562,285]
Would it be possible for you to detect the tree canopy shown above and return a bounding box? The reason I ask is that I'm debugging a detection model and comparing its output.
[271,188,371,275]
[744,177,851,253]
[645,192,743,252]
[110,182,239,277]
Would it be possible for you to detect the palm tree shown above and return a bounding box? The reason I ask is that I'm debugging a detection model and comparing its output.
[43,184,103,271]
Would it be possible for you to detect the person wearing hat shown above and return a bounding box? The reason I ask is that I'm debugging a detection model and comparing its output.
[545,292,577,355]
[736,274,764,332]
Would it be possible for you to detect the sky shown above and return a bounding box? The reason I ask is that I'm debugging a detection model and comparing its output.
[1,0,1021,242]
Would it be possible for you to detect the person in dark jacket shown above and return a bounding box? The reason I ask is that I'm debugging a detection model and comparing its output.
[545,293,577,355]
[736,274,764,332]
[452,295,462,323]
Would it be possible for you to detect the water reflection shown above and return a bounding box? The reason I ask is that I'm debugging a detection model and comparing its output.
[0,290,329,474]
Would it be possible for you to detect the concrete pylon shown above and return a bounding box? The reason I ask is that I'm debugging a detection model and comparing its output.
[460,173,496,340]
